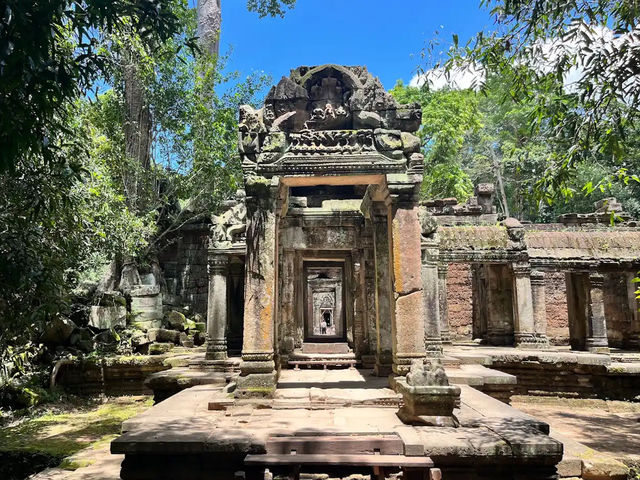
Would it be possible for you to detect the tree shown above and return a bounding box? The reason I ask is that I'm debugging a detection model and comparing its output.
[391,81,479,201]
[442,0,640,204]
[0,0,189,173]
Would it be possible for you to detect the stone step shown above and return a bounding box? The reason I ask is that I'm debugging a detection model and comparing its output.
[301,342,351,354]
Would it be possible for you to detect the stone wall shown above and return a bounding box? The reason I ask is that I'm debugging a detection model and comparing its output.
[490,355,640,401]
[545,271,570,345]
[446,263,473,340]
[604,272,633,348]
[445,264,571,344]
[444,267,635,347]
[56,357,170,395]
[158,222,210,316]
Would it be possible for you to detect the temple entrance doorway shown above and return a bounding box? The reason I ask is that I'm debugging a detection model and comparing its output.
[303,261,346,342]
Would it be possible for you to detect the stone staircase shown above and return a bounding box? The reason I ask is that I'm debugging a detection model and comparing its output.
[288,342,358,369]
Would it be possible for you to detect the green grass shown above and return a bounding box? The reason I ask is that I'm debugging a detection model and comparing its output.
[0,396,152,459]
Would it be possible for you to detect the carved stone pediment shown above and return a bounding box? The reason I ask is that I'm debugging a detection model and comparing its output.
[238,64,423,177]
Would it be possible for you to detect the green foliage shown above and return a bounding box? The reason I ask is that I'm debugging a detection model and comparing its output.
[0,0,192,172]
[90,11,268,252]
[0,100,155,339]
[392,72,640,220]
[246,0,297,18]
[439,0,640,205]
[391,81,478,201]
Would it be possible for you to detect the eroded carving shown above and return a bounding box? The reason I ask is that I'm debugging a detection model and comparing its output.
[406,358,449,387]
[238,64,422,176]
[210,190,247,248]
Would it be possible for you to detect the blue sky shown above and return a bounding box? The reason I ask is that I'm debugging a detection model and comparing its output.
[202,1,496,91]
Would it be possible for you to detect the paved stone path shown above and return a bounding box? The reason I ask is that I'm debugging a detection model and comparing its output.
[29,442,122,480]
[512,396,640,465]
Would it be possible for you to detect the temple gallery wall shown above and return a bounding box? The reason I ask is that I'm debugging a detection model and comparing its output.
[159,233,640,351]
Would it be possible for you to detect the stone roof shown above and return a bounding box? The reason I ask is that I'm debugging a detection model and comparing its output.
[439,226,508,250]
[525,230,640,262]
[238,64,424,177]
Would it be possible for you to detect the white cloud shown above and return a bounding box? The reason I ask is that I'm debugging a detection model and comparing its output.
[410,24,640,97]
[409,64,485,91]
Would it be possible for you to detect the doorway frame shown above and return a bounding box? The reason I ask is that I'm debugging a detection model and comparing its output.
[302,259,348,343]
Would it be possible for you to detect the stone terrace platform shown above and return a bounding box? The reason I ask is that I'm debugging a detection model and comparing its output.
[445,344,640,400]
[112,369,562,480]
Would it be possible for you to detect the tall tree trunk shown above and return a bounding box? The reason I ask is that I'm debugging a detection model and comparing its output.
[118,50,153,292]
[123,56,152,213]
[197,0,222,57]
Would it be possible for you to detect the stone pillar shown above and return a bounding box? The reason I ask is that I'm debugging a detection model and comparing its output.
[530,270,549,347]
[511,262,539,348]
[566,272,587,351]
[422,241,442,357]
[362,235,378,365]
[437,264,451,344]
[372,210,394,376]
[586,271,609,354]
[626,272,640,350]
[352,249,367,357]
[390,202,426,375]
[236,177,279,397]
[486,265,514,345]
[205,252,229,360]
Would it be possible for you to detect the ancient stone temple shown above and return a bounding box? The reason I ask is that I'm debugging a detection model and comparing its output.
[113,65,640,480]
[207,64,434,395]
[204,64,640,394]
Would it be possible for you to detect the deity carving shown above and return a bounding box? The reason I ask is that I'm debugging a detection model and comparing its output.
[237,64,422,175]
[210,190,247,248]
[405,358,449,387]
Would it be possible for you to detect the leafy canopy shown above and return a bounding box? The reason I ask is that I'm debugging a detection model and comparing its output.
[439,0,640,203]
[0,0,194,172]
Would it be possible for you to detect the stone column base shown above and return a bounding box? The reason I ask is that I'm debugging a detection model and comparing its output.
[515,333,549,349]
[374,352,393,377]
[235,372,277,398]
[440,333,452,345]
[586,337,610,354]
[425,339,444,358]
[392,353,425,376]
[235,352,277,398]
[205,337,227,361]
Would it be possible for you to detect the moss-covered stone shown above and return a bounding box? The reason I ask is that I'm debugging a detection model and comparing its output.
[149,343,174,355]
[0,397,152,459]
[165,311,187,331]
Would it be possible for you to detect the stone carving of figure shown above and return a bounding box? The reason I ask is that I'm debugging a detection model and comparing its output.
[418,208,438,240]
[210,189,247,248]
[238,105,264,133]
[405,358,449,387]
